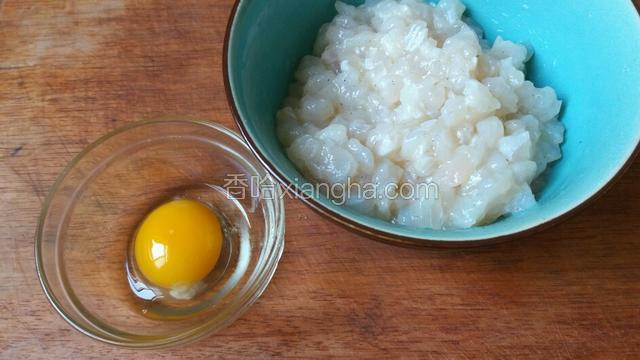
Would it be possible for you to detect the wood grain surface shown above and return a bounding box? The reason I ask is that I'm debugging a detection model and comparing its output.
[1,1,639,358]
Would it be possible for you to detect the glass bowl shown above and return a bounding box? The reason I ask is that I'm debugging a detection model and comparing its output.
[35,119,285,348]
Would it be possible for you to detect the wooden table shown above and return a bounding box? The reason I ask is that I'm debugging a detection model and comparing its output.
[1,1,639,357]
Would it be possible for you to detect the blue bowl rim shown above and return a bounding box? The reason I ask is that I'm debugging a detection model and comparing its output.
[223,0,640,248]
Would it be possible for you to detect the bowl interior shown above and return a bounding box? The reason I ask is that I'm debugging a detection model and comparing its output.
[227,0,640,242]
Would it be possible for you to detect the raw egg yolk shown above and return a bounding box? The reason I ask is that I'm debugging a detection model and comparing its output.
[134,199,222,289]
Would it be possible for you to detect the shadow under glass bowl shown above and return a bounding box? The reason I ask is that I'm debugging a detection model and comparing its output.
[35,119,285,348]
[224,0,640,247]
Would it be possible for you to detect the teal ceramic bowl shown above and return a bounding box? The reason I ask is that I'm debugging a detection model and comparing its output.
[224,0,640,246]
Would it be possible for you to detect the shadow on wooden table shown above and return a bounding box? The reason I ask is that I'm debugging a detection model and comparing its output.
[216,158,640,356]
